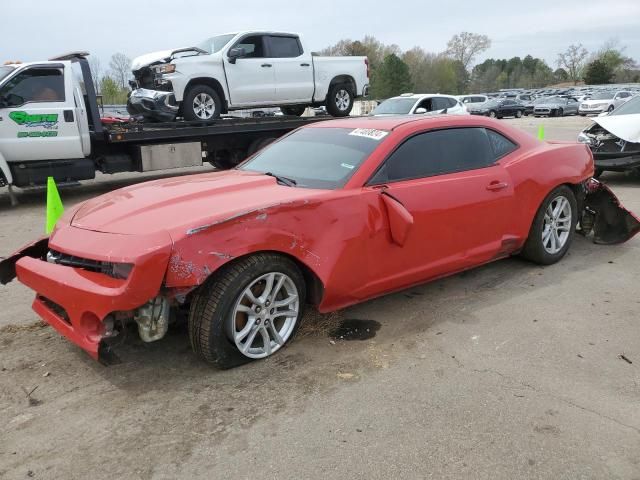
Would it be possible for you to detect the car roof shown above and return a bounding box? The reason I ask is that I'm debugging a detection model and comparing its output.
[390,93,458,100]
[308,114,502,132]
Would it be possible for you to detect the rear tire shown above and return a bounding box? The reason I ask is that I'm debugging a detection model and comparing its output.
[280,105,307,116]
[515,110,523,118]
[520,185,577,265]
[558,108,564,117]
[189,253,306,368]
[489,110,497,118]
[183,85,223,121]
[607,105,614,113]
[326,83,354,117]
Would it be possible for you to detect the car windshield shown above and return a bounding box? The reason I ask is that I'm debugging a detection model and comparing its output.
[240,127,383,189]
[610,95,640,115]
[590,92,615,100]
[0,66,15,83]
[197,34,236,54]
[372,98,417,115]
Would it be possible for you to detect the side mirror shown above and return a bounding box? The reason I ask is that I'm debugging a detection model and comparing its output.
[227,47,246,64]
[414,107,427,114]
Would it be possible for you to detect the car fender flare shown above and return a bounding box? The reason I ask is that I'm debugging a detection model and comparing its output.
[0,151,13,185]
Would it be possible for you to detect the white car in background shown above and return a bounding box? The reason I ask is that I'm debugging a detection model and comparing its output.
[371,93,468,116]
[579,90,634,116]
[458,94,489,109]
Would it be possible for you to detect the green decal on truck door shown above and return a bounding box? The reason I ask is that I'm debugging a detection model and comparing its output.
[9,110,59,138]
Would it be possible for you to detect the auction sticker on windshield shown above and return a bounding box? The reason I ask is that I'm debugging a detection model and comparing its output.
[349,128,389,141]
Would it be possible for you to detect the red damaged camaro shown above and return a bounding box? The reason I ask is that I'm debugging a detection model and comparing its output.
[1,115,638,367]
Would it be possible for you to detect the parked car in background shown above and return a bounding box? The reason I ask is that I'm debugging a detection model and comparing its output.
[128,31,370,121]
[533,96,580,117]
[4,115,638,366]
[470,98,525,119]
[579,91,634,116]
[578,95,640,177]
[371,93,467,116]
[458,94,489,109]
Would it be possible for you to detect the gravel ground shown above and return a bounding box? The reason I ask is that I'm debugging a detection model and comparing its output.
[1,116,638,480]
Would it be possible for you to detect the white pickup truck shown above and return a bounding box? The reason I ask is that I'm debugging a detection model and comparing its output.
[128,31,370,121]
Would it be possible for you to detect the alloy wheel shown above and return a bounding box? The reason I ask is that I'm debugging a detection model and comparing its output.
[193,93,216,120]
[230,272,300,359]
[335,89,351,111]
[542,195,572,254]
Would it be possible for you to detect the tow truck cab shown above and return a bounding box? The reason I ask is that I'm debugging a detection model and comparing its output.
[0,53,101,188]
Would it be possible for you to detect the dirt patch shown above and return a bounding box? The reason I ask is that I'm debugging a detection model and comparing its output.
[0,320,47,334]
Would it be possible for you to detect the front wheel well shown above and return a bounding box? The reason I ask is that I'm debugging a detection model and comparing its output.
[184,78,228,113]
[199,250,325,307]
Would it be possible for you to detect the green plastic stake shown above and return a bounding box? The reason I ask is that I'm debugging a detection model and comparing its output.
[537,124,545,141]
[46,177,64,234]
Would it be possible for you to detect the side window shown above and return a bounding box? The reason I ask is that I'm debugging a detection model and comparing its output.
[432,97,450,110]
[0,67,65,106]
[416,98,433,111]
[446,98,458,108]
[269,36,302,58]
[486,129,518,159]
[370,128,494,184]
[234,35,265,58]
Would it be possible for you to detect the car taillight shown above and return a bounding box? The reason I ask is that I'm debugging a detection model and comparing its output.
[365,58,370,79]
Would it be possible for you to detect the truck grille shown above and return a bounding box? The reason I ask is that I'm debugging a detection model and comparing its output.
[46,250,132,279]
[132,67,155,89]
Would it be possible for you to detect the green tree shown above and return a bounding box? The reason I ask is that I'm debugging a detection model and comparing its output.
[373,54,413,98]
[583,59,613,84]
[100,76,128,104]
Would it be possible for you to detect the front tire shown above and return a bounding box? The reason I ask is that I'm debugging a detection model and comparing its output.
[183,85,223,121]
[189,253,306,368]
[326,83,354,117]
[520,186,577,265]
[558,108,564,117]
[607,105,614,113]
[489,110,497,118]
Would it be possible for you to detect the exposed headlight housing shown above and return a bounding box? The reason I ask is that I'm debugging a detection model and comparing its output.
[577,131,593,145]
[154,63,176,75]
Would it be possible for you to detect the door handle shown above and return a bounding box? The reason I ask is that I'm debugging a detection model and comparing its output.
[261,63,272,68]
[300,63,310,67]
[486,181,508,191]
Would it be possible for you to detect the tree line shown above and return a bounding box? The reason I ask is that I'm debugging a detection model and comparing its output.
[92,33,639,104]
[320,33,639,98]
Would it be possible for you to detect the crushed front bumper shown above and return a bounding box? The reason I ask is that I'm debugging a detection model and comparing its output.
[127,88,179,122]
[1,226,172,362]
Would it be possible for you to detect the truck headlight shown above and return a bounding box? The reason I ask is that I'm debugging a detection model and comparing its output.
[154,64,176,75]
[577,131,592,145]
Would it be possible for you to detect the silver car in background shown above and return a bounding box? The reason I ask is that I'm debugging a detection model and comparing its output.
[579,91,634,115]
[533,96,580,117]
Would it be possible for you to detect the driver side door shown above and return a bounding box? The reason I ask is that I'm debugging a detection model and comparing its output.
[223,34,276,106]
[356,127,517,299]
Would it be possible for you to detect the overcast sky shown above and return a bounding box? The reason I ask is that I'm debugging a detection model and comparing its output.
[3,0,639,70]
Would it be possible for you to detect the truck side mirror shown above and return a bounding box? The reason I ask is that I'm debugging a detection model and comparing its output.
[228,47,246,64]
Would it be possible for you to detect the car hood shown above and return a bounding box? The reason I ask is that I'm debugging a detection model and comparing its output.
[71,171,325,237]
[535,102,564,108]
[131,47,207,70]
[592,114,640,143]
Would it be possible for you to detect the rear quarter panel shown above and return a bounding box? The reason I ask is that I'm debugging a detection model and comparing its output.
[312,56,368,101]
[504,142,593,239]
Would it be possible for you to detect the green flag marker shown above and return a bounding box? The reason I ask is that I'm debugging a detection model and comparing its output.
[537,124,545,141]
[46,177,64,234]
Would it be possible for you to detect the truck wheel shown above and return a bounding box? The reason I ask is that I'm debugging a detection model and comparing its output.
[520,185,577,265]
[281,105,307,116]
[326,83,354,117]
[183,85,222,121]
[188,253,305,368]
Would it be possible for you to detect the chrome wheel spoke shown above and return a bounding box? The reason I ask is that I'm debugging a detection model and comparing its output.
[231,271,300,359]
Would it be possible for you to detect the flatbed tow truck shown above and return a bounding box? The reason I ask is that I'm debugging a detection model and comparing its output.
[0,52,331,205]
